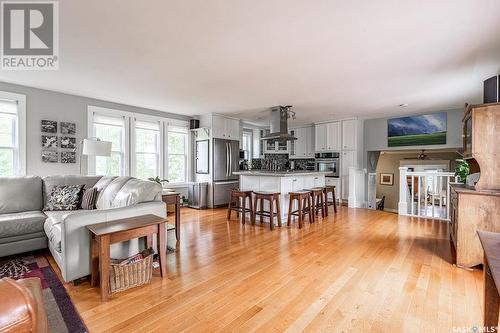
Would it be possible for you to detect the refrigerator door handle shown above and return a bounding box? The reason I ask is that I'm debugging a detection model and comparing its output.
[226,142,230,177]
[229,143,232,176]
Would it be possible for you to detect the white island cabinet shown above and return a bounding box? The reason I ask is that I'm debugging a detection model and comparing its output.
[233,171,329,225]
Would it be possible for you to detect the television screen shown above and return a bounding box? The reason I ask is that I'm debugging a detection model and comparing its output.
[388,112,447,147]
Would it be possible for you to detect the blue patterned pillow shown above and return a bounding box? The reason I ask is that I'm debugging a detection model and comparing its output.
[45,185,84,211]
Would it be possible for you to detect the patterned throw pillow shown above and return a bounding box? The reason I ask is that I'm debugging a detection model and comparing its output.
[45,185,84,211]
[80,187,98,210]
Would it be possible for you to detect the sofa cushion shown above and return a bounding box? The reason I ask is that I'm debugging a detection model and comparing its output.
[113,178,162,207]
[45,185,84,211]
[96,177,132,209]
[0,232,46,245]
[80,187,98,210]
[96,177,161,209]
[0,176,43,214]
[43,211,77,253]
[0,211,46,238]
[42,175,102,207]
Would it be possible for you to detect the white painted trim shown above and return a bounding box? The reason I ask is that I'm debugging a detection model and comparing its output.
[0,91,26,175]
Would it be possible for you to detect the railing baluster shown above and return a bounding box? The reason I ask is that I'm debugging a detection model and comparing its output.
[417,175,421,218]
[411,175,414,216]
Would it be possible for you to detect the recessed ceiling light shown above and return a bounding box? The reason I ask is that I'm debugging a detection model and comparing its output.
[399,103,409,107]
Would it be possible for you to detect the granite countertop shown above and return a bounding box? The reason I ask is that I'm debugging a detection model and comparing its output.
[233,170,330,177]
[450,183,500,197]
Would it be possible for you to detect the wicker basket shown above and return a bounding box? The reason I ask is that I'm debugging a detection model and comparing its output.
[109,254,153,293]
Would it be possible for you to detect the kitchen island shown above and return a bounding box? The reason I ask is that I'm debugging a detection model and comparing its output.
[233,170,330,224]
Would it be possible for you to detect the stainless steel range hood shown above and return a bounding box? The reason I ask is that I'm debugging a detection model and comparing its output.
[260,106,297,141]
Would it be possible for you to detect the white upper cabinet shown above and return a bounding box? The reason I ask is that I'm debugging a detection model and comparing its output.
[341,119,356,150]
[212,115,240,140]
[326,122,340,151]
[290,126,314,158]
[305,126,314,157]
[315,122,340,152]
[315,123,327,151]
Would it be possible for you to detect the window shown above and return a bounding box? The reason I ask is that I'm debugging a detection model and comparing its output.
[167,126,187,183]
[242,130,252,161]
[134,119,161,179]
[88,106,189,183]
[0,93,25,176]
[92,114,126,176]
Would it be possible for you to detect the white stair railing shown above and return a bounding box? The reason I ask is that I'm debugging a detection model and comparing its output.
[398,167,458,221]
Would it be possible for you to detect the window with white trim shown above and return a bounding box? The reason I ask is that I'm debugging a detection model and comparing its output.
[242,130,252,161]
[92,114,126,176]
[133,119,161,179]
[167,126,187,183]
[0,94,25,176]
[88,106,189,183]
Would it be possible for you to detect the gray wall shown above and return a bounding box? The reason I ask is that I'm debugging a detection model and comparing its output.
[364,108,464,152]
[0,81,189,176]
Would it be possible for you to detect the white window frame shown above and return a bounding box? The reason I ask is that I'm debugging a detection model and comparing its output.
[87,106,189,184]
[87,106,130,176]
[165,125,188,185]
[0,91,26,176]
[131,116,164,179]
[242,129,253,161]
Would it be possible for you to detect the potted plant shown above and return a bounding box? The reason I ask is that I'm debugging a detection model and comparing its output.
[455,159,470,183]
[148,176,169,187]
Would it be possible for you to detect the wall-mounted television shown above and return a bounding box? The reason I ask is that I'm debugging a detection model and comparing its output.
[388,112,447,147]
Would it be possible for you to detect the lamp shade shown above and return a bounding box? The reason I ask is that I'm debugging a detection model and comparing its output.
[82,139,112,156]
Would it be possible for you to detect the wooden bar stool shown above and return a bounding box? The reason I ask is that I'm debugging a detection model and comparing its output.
[252,191,281,230]
[287,191,314,228]
[227,189,253,224]
[323,185,338,215]
[308,187,326,218]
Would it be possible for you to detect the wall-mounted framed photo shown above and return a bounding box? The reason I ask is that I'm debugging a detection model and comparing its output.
[60,136,76,149]
[41,150,58,163]
[387,112,446,147]
[42,135,58,148]
[41,120,57,133]
[380,173,394,186]
[61,122,76,135]
[61,151,76,163]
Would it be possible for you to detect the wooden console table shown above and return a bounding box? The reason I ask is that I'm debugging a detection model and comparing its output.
[161,192,181,241]
[87,214,167,301]
[478,230,500,331]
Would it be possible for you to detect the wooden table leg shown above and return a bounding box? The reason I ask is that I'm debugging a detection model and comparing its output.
[175,198,180,242]
[484,257,500,331]
[158,222,167,278]
[99,234,110,302]
[144,234,153,249]
[90,234,99,287]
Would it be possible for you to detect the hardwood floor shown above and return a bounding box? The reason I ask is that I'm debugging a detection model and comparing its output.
[56,206,484,332]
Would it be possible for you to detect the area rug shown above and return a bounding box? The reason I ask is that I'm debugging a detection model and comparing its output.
[0,253,87,333]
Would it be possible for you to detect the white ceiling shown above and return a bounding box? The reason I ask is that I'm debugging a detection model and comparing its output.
[1,0,500,126]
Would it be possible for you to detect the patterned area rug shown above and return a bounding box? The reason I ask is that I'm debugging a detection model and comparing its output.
[0,253,87,333]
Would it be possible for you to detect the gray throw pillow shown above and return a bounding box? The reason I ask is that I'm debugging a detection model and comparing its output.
[45,185,84,211]
[80,187,98,210]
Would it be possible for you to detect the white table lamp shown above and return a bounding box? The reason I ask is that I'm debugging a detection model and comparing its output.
[75,138,112,174]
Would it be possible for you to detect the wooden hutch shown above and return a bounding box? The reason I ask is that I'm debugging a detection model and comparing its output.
[450,103,500,269]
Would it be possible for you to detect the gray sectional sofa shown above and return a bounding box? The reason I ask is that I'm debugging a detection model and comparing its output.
[0,175,165,282]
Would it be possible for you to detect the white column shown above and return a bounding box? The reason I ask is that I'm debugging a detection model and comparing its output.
[398,167,408,215]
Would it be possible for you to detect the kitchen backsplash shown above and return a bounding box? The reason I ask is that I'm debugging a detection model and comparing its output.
[249,154,314,170]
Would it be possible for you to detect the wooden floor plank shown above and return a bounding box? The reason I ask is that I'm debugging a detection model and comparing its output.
[51,206,483,332]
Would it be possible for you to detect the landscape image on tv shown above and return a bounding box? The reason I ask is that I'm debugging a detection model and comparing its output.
[388,112,447,147]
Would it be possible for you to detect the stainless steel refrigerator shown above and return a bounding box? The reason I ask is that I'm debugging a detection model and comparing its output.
[212,138,240,207]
